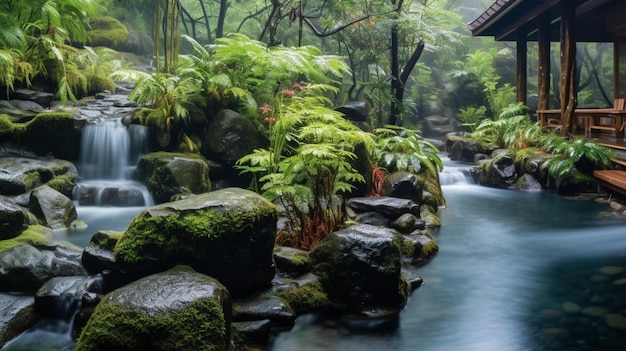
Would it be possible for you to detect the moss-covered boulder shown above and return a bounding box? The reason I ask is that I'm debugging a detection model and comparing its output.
[395,230,439,266]
[0,238,86,293]
[473,150,518,187]
[76,265,231,351]
[272,273,330,314]
[0,196,32,239]
[136,152,211,203]
[81,230,123,274]
[114,188,278,296]
[0,156,77,195]
[309,224,409,314]
[13,112,82,161]
[86,16,130,48]
[29,185,77,230]
[0,293,37,348]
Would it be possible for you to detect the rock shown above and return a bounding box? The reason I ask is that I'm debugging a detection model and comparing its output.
[0,156,77,195]
[34,275,102,319]
[273,246,310,277]
[351,211,390,226]
[390,213,426,234]
[421,115,459,138]
[398,230,439,265]
[309,224,409,313]
[202,109,268,167]
[81,230,122,274]
[347,196,420,218]
[562,301,581,314]
[0,100,44,121]
[445,134,490,162]
[86,16,129,47]
[474,151,518,187]
[0,244,86,293]
[232,291,296,327]
[232,320,272,346]
[29,185,77,229]
[509,173,543,191]
[19,112,82,160]
[335,101,369,122]
[11,89,54,107]
[420,206,441,228]
[382,171,423,204]
[76,266,231,351]
[114,188,278,296]
[606,313,626,330]
[272,273,330,314]
[136,152,211,204]
[0,196,31,239]
[401,269,424,290]
[0,293,37,348]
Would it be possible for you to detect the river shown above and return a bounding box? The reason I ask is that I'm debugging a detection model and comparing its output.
[268,175,626,351]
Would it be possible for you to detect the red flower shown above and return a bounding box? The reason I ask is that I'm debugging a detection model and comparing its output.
[259,106,273,114]
[292,83,305,91]
[282,90,295,98]
[263,117,276,123]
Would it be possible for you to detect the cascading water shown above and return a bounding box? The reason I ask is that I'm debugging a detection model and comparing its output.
[73,119,153,207]
[438,154,473,186]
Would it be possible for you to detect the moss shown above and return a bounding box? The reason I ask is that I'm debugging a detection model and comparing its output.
[46,173,78,198]
[0,225,52,251]
[398,276,413,304]
[393,235,415,257]
[0,114,14,138]
[291,252,310,267]
[86,16,130,47]
[114,204,278,265]
[16,112,80,160]
[85,73,116,95]
[76,296,226,351]
[275,280,330,314]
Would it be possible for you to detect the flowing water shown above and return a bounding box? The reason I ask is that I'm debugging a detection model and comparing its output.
[268,161,626,351]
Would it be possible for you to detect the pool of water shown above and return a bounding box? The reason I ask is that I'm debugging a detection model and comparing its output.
[268,183,626,351]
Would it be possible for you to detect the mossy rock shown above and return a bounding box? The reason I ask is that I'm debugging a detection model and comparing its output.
[0,225,52,252]
[136,151,211,203]
[76,265,231,351]
[0,114,14,139]
[15,112,81,160]
[0,196,33,240]
[85,73,116,96]
[273,273,330,314]
[86,16,130,48]
[114,188,278,296]
[46,173,78,198]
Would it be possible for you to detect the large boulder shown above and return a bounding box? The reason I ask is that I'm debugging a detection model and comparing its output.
[29,185,77,229]
[86,16,129,48]
[0,293,37,348]
[17,112,82,161]
[0,156,77,196]
[473,150,518,187]
[136,152,211,204]
[0,196,32,239]
[113,188,278,296]
[309,224,410,314]
[335,101,369,122]
[76,265,231,351]
[0,243,86,293]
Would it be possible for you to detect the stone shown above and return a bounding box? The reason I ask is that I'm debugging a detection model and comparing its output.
[390,213,426,234]
[232,292,296,327]
[0,196,31,239]
[347,196,420,218]
[476,151,518,187]
[0,156,77,195]
[582,306,607,318]
[381,171,423,204]
[309,224,409,313]
[334,101,369,122]
[562,301,581,314]
[605,313,626,330]
[0,244,86,293]
[11,89,54,107]
[232,320,272,346]
[34,275,102,319]
[29,185,77,229]
[114,188,278,296]
[0,293,37,348]
[75,266,232,351]
[399,230,439,265]
[509,173,543,191]
[81,230,122,274]
[272,273,330,314]
[136,152,211,204]
[273,246,310,277]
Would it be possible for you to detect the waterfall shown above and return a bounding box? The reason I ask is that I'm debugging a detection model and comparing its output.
[439,155,474,186]
[73,119,153,207]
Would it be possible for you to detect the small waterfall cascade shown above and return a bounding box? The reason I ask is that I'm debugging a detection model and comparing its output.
[73,119,153,207]
[439,154,474,186]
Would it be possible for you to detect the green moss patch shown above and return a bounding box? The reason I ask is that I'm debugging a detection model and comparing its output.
[0,225,52,252]
[275,280,330,314]
[87,16,130,47]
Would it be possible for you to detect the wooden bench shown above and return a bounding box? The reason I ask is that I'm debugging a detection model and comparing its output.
[593,169,626,196]
[582,98,625,138]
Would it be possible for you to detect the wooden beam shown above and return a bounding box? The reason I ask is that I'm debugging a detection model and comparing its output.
[516,29,527,104]
[495,0,561,41]
[537,14,551,110]
[559,2,577,136]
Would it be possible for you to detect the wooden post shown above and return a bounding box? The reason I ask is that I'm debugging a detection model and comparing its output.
[516,29,528,104]
[559,2,577,136]
[538,14,551,110]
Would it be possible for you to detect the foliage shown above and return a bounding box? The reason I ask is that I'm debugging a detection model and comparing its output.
[470,103,545,149]
[371,126,443,179]
[457,105,487,131]
[237,83,373,251]
[540,135,616,180]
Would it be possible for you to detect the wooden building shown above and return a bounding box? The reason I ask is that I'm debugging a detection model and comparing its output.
[468,0,626,136]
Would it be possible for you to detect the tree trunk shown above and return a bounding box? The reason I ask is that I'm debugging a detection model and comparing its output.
[216,0,228,39]
[559,3,577,136]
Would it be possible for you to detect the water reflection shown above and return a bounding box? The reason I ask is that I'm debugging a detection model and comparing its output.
[269,184,626,351]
